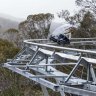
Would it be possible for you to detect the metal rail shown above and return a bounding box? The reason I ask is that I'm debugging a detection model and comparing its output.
[24,39,96,54]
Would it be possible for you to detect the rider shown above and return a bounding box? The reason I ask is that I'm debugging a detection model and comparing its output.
[49,34,70,45]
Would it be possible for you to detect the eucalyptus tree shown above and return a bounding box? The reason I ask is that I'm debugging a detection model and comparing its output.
[3,28,20,47]
[57,0,96,38]
[74,0,96,38]
[19,13,54,39]
[75,0,96,14]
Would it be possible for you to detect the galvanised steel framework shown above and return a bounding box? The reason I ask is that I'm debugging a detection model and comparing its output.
[3,38,96,96]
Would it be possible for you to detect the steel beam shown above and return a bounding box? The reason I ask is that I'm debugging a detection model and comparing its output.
[4,63,59,91]
[64,55,82,83]
[24,39,96,54]
[63,85,96,96]
[5,63,76,68]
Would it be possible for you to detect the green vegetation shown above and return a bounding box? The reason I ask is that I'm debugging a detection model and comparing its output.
[0,39,42,96]
[71,11,96,38]
[0,39,20,96]
[0,39,19,63]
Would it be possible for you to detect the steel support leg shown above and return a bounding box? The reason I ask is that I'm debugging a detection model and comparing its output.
[87,64,91,81]
[35,69,49,96]
[11,47,26,62]
[45,56,48,71]
[41,85,49,96]
[90,64,96,83]
[56,79,65,96]
[65,57,82,83]
[27,47,39,65]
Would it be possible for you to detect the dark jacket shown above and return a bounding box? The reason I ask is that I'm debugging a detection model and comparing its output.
[49,34,70,45]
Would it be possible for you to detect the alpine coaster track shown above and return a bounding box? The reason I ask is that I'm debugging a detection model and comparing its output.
[3,38,96,96]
